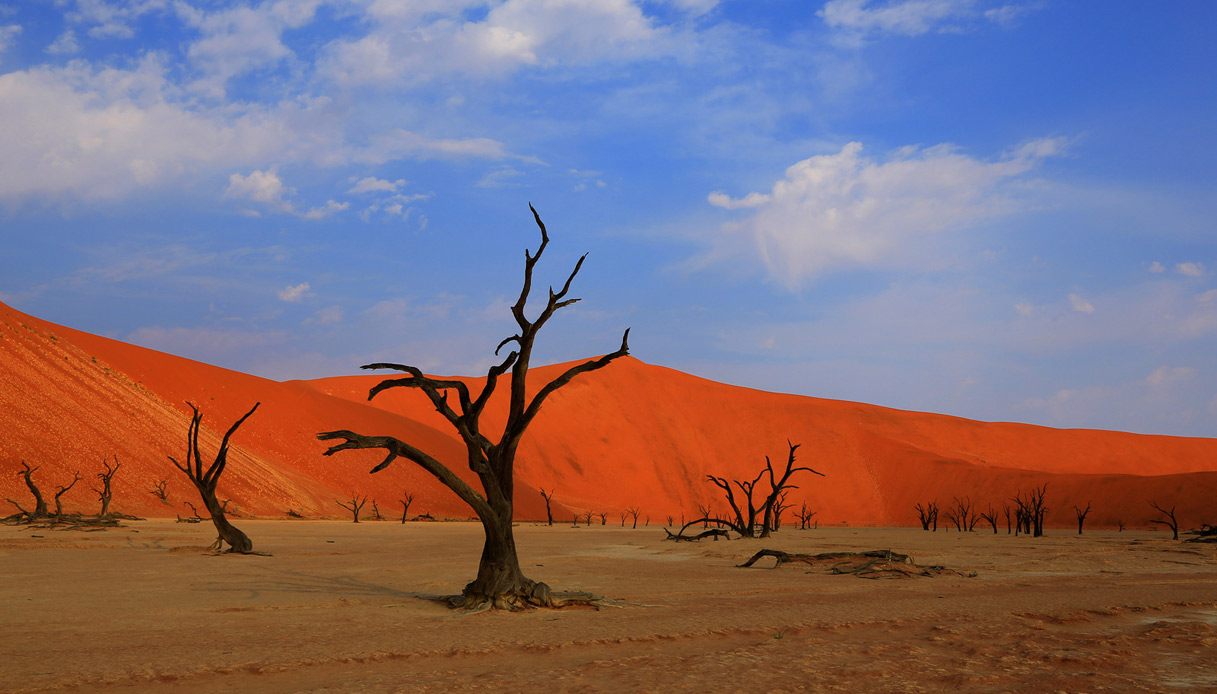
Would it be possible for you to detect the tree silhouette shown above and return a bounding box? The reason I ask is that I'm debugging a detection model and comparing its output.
[92,457,120,518]
[337,494,368,522]
[1148,500,1179,540]
[319,205,630,610]
[539,488,556,526]
[169,402,259,554]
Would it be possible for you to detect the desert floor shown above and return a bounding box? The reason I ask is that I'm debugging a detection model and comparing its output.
[2,520,1215,694]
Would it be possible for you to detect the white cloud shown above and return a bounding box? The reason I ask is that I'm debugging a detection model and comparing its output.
[1149,261,1165,273]
[1143,365,1197,387]
[819,0,1027,38]
[66,0,168,39]
[1024,365,1209,434]
[708,138,1064,287]
[819,0,972,36]
[1014,302,1033,316]
[1069,293,1095,314]
[307,305,344,326]
[347,177,405,194]
[46,30,81,55]
[0,24,22,57]
[1176,262,1205,277]
[0,59,295,201]
[226,167,294,209]
[300,199,349,220]
[320,0,664,86]
[277,282,312,302]
[477,167,526,188]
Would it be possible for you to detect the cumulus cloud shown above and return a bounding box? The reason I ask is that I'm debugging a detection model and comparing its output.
[300,199,349,220]
[1069,293,1095,314]
[277,282,311,302]
[226,167,295,209]
[708,138,1064,287]
[1149,261,1165,273]
[1176,262,1205,277]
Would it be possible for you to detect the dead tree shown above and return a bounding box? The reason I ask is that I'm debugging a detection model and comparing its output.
[400,491,415,523]
[15,462,48,520]
[706,441,822,538]
[52,471,82,520]
[1073,502,1091,535]
[914,501,938,531]
[772,491,793,532]
[597,512,607,526]
[666,515,674,527]
[1012,485,1047,537]
[945,497,979,532]
[978,504,999,534]
[318,205,630,610]
[1148,500,1179,540]
[371,499,383,521]
[795,503,817,530]
[168,401,259,554]
[92,457,120,518]
[627,507,640,529]
[1003,503,1013,534]
[696,503,714,529]
[150,478,171,504]
[539,488,556,526]
[337,494,368,523]
[183,501,203,520]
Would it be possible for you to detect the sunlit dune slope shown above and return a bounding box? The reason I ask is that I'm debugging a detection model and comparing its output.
[2,299,1215,530]
[308,358,1217,530]
[0,302,559,521]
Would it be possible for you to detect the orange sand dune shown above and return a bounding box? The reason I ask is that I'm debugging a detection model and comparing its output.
[2,300,1215,530]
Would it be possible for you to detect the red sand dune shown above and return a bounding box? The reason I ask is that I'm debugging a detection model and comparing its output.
[2,300,1214,531]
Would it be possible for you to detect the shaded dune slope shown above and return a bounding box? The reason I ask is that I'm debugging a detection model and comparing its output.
[2,300,1214,530]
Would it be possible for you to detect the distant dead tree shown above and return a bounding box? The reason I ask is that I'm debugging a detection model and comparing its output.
[627,507,641,529]
[619,511,627,527]
[1148,500,1179,540]
[150,478,171,504]
[400,491,415,523]
[182,501,204,520]
[978,504,999,534]
[597,512,607,526]
[1003,503,1013,534]
[336,494,368,523]
[944,497,978,532]
[52,471,82,521]
[318,205,630,610]
[7,461,49,521]
[371,499,385,521]
[1012,485,1048,537]
[703,442,822,538]
[287,509,305,518]
[1117,519,1126,532]
[794,503,817,530]
[666,515,674,527]
[772,491,793,531]
[696,503,713,529]
[539,488,556,526]
[92,457,120,518]
[914,501,938,531]
[168,401,260,554]
[1073,502,1091,535]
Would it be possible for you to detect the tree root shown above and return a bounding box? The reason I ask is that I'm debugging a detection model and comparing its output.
[438,583,623,612]
[738,549,976,579]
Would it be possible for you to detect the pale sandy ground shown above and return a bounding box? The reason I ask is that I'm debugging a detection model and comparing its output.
[2,520,1215,694]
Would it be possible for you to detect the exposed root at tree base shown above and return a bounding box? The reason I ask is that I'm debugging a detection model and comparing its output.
[738,548,977,579]
[435,585,625,613]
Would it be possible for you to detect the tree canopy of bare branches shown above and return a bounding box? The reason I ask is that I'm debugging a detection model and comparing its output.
[1148,500,1179,540]
[318,205,630,610]
[700,441,823,538]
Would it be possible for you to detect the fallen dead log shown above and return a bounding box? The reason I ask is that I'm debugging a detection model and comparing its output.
[664,527,731,542]
[738,548,976,579]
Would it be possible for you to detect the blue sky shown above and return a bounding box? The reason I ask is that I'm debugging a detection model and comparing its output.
[2,1,1216,436]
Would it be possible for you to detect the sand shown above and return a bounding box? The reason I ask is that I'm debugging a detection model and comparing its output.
[2,520,1215,693]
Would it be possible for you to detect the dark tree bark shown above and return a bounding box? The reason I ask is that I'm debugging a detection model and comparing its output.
[1074,502,1091,535]
[168,402,259,554]
[337,495,367,522]
[1012,485,1048,537]
[707,442,822,538]
[52,471,82,521]
[371,499,382,521]
[597,512,607,526]
[318,205,630,610]
[539,488,555,526]
[627,507,640,529]
[758,443,822,538]
[400,491,415,523]
[1148,500,1179,540]
[16,462,48,520]
[92,457,120,518]
[795,503,817,530]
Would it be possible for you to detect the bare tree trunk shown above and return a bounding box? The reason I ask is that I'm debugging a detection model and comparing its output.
[1148,500,1179,540]
[539,488,555,526]
[53,471,82,521]
[16,462,49,520]
[169,402,259,554]
[93,457,120,518]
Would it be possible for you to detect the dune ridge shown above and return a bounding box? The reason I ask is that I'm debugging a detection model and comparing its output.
[2,300,1214,530]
